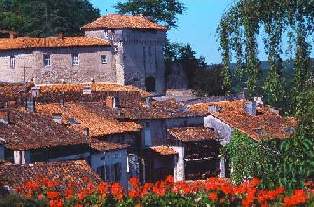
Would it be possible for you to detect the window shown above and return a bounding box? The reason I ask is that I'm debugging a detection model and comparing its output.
[101,55,107,64]
[112,163,122,182]
[97,166,106,180]
[72,53,79,65]
[10,56,15,69]
[43,54,51,67]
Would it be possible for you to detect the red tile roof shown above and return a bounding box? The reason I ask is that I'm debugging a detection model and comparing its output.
[0,160,101,192]
[189,100,297,141]
[0,82,34,102]
[120,99,208,120]
[82,14,166,31]
[168,127,219,142]
[91,140,129,152]
[36,102,142,137]
[150,146,178,156]
[0,37,111,51]
[0,109,86,151]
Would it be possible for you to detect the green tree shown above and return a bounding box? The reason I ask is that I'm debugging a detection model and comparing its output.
[115,0,185,29]
[0,0,100,37]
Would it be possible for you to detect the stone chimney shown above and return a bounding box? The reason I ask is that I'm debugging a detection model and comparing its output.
[244,101,256,116]
[52,113,62,124]
[208,105,220,113]
[9,32,17,39]
[254,97,263,106]
[0,110,10,125]
[31,86,40,98]
[145,97,152,108]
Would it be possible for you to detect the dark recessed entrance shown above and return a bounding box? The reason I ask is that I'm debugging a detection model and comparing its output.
[145,76,156,92]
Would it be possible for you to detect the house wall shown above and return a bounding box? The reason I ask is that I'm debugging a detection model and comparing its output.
[85,29,166,93]
[204,115,233,145]
[90,149,128,188]
[0,46,115,84]
[0,144,4,160]
[141,117,204,147]
[172,145,185,182]
[13,150,31,164]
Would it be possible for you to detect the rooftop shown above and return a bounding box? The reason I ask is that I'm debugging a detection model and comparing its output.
[0,109,86,151]
[82,14,166,31]
[149,146,178,156]
[36,102,142,137]
[120,99,208,120]
[168,127,219,142]
[90,140,129,152]
[0,160,101,192]
[0,82,34,102]
[189,100,297,141]
[0,36,111,51]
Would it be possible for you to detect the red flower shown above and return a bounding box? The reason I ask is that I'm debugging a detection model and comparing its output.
[47,191,60,200]
[111,183,124,201]
[283,189,308,206]
[37,194,44,201]
[97,182,109,196]
[49,199,63,207]
[208,192,218,201]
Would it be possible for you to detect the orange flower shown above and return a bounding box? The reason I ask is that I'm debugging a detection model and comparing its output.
[98,182,109,196]
[111,183,124,201]
[208,192,218,201]
[49,199,63,207]
[283,189,308,206]
[47,191,60,200]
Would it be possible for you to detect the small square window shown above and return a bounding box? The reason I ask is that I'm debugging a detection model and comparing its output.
[10,56,15,69]
[43,54,51,67]
[101,55,107,64]
[72,53,79,66]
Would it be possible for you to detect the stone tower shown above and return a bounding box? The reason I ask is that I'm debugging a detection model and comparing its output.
[82,14,167,93]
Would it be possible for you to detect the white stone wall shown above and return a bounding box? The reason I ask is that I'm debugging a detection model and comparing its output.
[0,46,115,83]
[204,115,233,145]
[172,145,185,181]
[90,149,128,188]
[13,150,31,164]
[85,29,166,93]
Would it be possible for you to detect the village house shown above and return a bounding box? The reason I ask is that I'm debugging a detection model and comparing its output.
[0,14,167,93]
[0,160,102,194]
[189,99,297,177]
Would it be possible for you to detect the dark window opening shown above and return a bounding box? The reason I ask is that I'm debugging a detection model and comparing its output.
[145,77,156,92]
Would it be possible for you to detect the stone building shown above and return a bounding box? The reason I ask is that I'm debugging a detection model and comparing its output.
[82,14,167,93]
[0,14,167,93]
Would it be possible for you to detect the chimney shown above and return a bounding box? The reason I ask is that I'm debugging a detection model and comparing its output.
[83,85,92,95]
[269,107,280,115]
[254,97,263,106]
[31,86,40,98]
[9,32,17,39]
[58,32,64,40]
[83,128,90,137]
[145,97,152,108]
[244,101,256,116]
[208,105,220,113]
[0,110,10,125]
[26,98,35,113]
[52,113,62,124]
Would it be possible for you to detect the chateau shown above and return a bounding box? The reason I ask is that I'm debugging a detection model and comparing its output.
[0,14,167,93]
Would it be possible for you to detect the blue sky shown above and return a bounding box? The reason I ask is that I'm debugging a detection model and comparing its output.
[90,0,234,64]
[90,1,314,64]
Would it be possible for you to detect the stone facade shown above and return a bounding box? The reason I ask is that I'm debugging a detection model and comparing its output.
[85,29,166,93]
[90,149,128,189]
[0,46,114,84]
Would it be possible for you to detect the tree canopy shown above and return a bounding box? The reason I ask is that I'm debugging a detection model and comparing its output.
[115,0,185,29]
[218,0,314,111]
[0,0,100,37]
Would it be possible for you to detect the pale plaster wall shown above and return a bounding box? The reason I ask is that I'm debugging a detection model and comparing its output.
[172,145,185,182]
[0,46,115,84]
[90,149,128,188]
[204,115,233,146]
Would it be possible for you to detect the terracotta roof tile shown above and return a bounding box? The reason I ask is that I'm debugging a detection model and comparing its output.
[120,99,208,120]
[0,37,111,51]
[36,102,142,137]
[0,109,86,151]
[150,146,177,156]
[0,82,34,102]
[189,100,297,141]
[91,140,129,152]
[0,160,101,192]
[168,127,219,142]
[82,14,166,31]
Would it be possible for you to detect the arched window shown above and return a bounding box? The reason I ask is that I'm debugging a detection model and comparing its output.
[145,76,156,92]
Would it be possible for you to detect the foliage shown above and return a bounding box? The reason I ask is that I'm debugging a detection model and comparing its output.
[225,130,282,189]
[0,0,100,37]
[218,0,314,110]
[7,176,314,207]
[115,0,185,29]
